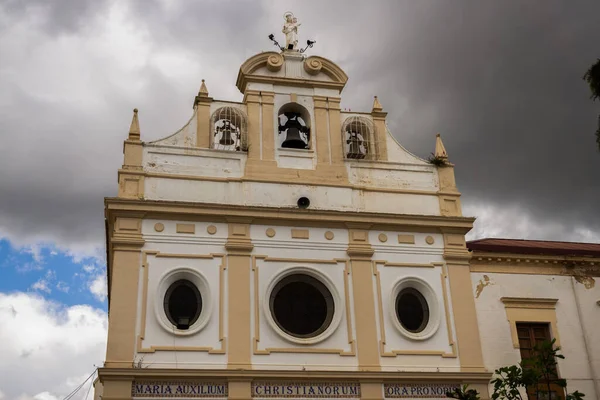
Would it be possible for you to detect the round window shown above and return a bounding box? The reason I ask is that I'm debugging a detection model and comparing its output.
[269,274,334,339]
[395,287,429,333]
[163,279,202,330]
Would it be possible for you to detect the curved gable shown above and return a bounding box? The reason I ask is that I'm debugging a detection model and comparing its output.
[236,51,348,93]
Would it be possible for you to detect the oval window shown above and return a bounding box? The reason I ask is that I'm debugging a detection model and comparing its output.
[163,279,202,330]
[269,274,334,338]
[395,287,429,333]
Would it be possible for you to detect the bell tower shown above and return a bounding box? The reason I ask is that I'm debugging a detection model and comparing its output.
[99,12,491,400]
[235,45,353,185]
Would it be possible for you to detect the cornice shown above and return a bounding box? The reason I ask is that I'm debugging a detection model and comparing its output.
[501,297,558,309]
[104,197,475,232]
[98,367,492,383]
[470,251,600,267]
[239,74,345,93]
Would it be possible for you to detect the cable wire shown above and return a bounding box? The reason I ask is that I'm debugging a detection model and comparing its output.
[62,369,97,400]
[83,370,95,400]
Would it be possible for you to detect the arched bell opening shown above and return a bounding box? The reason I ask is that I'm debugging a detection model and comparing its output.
[278,103,311,150]
[342,116,377,160]
[211,107,248,151]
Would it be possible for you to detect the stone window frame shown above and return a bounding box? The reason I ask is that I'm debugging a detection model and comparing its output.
[262,266,344,345]
[388,276,441,341]
[500,297,560,349]
[154,267,213,336]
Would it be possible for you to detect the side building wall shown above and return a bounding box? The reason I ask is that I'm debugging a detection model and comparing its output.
[470,263,600,399]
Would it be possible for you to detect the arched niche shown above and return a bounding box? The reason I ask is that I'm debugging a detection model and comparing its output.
[342,116,377,160]
[210,107,248,151]
[278,103,311,150]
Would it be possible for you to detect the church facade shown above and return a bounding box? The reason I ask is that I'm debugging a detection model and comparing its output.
[96,18,600,400]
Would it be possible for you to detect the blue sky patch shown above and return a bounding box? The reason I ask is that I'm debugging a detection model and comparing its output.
[0,239,107,310]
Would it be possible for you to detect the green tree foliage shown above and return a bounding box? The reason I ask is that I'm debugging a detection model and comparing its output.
[583,59,600,101]
[583,58,600,150]
[446,384,480,400]
[446,339,585,400]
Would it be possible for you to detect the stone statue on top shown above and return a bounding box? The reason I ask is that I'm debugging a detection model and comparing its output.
[282,12,301,50]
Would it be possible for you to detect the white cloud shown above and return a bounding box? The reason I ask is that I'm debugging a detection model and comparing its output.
[88,275,107,302]
[15,262,44,273]
[22,244,44,264]
[0,292,106,400]
[82,264,97,274]
[30,279,51,294]
[30,270,57,294]
[56,282,70,293]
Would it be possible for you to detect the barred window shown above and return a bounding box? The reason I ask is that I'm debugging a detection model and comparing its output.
[211,107,248,151]
[342,116,377,160]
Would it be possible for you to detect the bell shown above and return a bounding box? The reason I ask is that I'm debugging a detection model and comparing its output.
[282,127,307,149]
[280,112,308,149]
[346,132,365,159]
[218,120,235,146]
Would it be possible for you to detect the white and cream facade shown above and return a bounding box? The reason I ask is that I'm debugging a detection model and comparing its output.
[96,42,600,400]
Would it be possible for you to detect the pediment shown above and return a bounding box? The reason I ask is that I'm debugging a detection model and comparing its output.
[236,51,348,93]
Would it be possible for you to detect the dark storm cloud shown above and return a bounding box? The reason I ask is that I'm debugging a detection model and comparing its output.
[0,0,111,35]
[332,1,600,239]
[0,0,599,254]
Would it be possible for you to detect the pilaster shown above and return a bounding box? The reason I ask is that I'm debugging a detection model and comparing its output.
[443,231,486,373]
[371,97,388,161]
[314,95,331,165]
[226,222,253,369]
[105,215,144,368]
[244,91,262,161]
[438,165,463,217]
[327,97,345,165]
[261,92,276,162]
[346,226,380,371]
[99,378,133,400]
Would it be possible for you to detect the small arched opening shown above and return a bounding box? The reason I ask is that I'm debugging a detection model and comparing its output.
[278,103,311,150]
[342,116,377,160]
[211,107,248,151]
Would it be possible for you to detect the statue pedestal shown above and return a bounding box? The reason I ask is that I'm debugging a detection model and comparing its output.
[283,50,304,60]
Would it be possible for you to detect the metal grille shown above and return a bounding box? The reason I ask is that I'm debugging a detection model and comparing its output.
[211,107,248,151]
[342,116,377,160]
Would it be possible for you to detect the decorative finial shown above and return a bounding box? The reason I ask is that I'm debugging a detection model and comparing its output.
[199,79,209,96]
[434,133,448,159]
[128,108,140,140]
[372,96,383,112]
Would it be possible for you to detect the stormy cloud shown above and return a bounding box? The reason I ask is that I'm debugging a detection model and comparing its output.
[1,0,599,256]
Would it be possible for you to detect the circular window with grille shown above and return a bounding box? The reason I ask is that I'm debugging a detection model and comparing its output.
[389,277,440,340]
[269,274,334,338]
[155,267,212,336]
[264,268,343,344]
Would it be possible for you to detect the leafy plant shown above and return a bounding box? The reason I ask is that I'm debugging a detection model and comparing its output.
[583,59,600,101]
[491,364,537,400]
[427,153,449,166]
[583,58,600,151]
[446,339,586,400]
[446,384,480,400]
